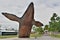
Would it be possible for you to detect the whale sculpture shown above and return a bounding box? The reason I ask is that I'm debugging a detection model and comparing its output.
[2,2,43,38]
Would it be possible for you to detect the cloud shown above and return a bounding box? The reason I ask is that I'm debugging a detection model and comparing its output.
[43,0,60,8]
[33,0,60,25]
[0,0,60,29]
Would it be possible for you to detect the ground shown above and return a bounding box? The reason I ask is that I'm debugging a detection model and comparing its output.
[0,35,60,40]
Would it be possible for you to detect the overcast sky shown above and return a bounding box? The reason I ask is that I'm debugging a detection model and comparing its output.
[0,0,60,29]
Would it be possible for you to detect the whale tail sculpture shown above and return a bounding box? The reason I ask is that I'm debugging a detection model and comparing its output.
[2,2,43,38]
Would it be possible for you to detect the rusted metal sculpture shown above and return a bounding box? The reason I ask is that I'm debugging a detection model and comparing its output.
[2,2,43,38]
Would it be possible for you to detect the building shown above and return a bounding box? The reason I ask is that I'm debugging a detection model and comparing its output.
[0,29,18,35]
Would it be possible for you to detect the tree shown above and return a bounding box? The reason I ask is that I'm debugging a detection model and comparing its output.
[53,13,57,17]
[49,13,57,32]
[44,25,49,30]
[50,13,57,22]
[56,17,60,21]
[49,13,60,32]
[32,26,43,34]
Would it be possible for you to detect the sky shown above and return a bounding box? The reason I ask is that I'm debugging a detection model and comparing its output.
[0,0,60,30]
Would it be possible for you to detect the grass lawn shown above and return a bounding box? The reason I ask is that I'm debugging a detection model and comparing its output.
[0,35,17,39]
[0,33,43,38]
[50,34,60,38]
[30,33,43,38]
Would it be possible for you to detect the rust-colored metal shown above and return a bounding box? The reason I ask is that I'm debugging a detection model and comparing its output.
[2,2,43,38]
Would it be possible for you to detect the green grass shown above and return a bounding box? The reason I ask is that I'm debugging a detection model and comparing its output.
[50,34,60,38]
[30,33,43,38]
[0,33,43,38]
[0,35,17,39]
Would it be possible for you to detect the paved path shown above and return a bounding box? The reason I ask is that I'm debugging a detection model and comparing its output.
[0,36,60,40]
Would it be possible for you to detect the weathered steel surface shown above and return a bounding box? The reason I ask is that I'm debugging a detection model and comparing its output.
[2,2,43,38]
